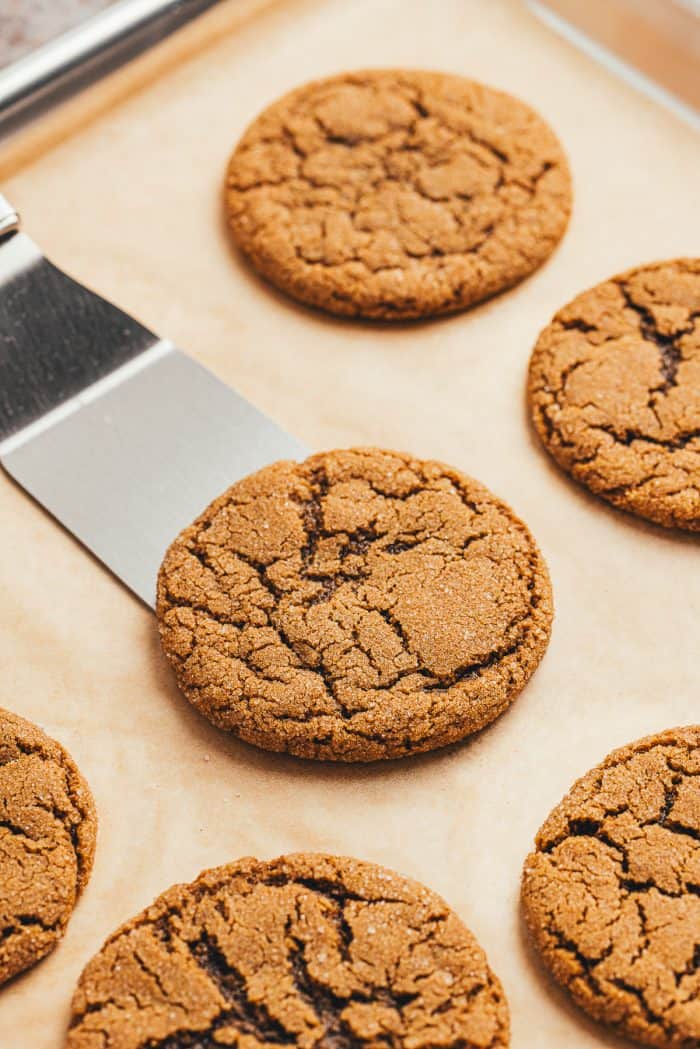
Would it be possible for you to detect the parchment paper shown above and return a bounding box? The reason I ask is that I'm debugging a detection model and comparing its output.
[1,1,699,1045]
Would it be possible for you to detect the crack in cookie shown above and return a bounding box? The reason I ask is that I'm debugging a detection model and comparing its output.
[528,258,700,530]
[156,448,553,761]
[225,69,572,320]
[67,853,509,1049]
[522,726,700,1049]
[0,708,97,986]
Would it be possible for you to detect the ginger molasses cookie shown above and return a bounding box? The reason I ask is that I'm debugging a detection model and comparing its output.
[157,448,553,762]
[528,258,700,531]
[522,726,700,1049]
[67,852,510,1048]
[0,708,96,986]
[225,69,572,319]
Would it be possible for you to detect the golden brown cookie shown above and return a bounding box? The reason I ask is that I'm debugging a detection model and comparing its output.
[0,708,97,986]
[157,448,553,762]
[225,69,572,319]
[528,258,700,531]
[67,852,510,1048]
[522,726,700,1049]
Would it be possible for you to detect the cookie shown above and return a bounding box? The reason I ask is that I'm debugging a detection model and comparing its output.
[225,69,572,319]
[528,258,700,530]
[522,726,700,1049]
[0,708,97,986]
[157,447,553,762]
[67,852,509,1048]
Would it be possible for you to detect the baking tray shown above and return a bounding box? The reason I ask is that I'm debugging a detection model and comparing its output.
[0,1,230,128]
[0,1,699,1045]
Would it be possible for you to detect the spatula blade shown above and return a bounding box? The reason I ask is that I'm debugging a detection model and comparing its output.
[0,199,307,606]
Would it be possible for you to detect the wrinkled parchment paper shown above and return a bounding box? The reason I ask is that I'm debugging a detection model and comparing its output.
[1,1,699,1045]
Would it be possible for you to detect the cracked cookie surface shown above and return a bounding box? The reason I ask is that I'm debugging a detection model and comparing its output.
[67,852,510,1049]
[225,69,571,319]
[528,258,700,530]
[0,707,97,986]
[156,448,553,762]
[522,726,700,1049]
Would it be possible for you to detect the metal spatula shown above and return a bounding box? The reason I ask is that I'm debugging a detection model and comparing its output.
[0,193,307,605]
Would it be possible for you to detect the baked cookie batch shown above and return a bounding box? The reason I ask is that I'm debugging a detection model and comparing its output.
[2,69,698,1049]
[225,69,572,319]
[529,258,700,531]
[0,709,96,987]
[523,728,700,1049]
[67,854,510,1048]
[156,448,553,761]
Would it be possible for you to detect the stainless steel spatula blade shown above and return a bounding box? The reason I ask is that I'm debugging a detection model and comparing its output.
[0,194,308,606]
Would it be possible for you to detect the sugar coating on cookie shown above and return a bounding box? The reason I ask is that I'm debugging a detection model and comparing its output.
[522,726,700,1049]
[157,448,553,762]
[225,69,572,319]
[528,258,700,531]
[0,708,97,986]
[67,852,510,1048]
